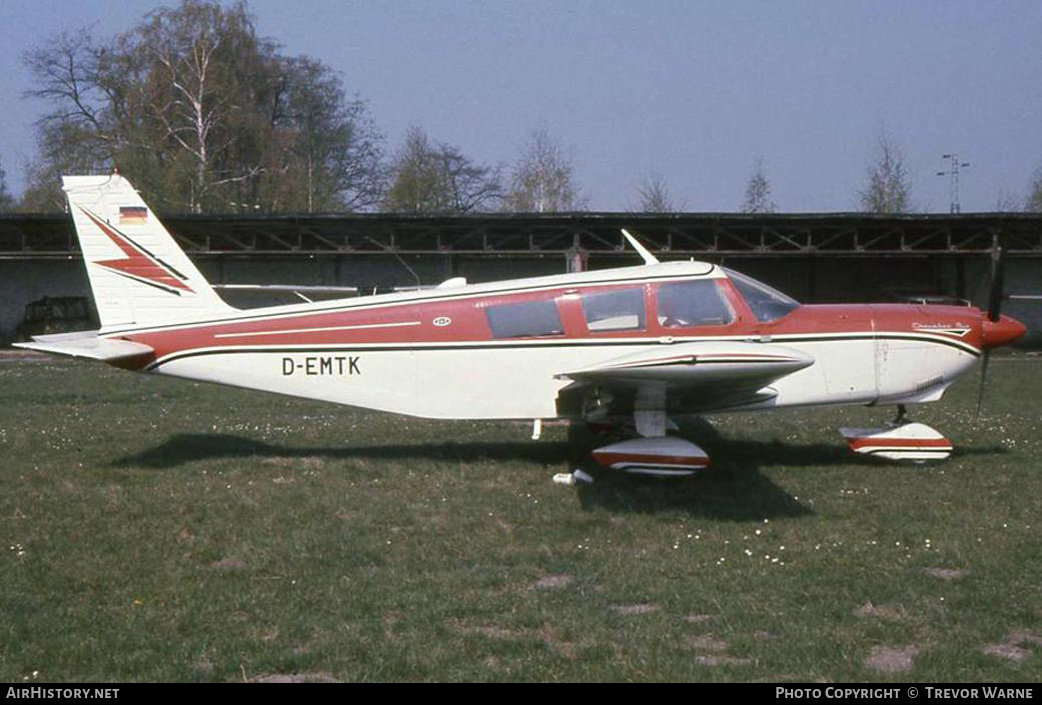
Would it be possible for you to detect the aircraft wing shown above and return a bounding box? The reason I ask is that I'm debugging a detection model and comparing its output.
[13,331,154,363]
[556,341,815,413]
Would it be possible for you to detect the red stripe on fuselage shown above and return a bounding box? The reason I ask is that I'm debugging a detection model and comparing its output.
[115,277,986,370]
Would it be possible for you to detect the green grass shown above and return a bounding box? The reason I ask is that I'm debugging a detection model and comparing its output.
[0,353,1039,682]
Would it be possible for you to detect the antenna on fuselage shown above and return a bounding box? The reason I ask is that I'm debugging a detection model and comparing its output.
[621,229,660,265]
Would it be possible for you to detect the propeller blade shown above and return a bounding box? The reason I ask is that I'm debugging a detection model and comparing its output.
[978,231,1008,422]
[974,349,991,423]
[987,232,1006,322]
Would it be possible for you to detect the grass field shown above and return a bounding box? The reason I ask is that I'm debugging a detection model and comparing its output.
[0,352,1039,682]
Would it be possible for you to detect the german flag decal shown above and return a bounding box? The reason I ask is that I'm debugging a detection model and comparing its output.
[119,206,148,225]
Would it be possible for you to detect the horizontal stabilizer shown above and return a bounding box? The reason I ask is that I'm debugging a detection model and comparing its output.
[14,331,153,363]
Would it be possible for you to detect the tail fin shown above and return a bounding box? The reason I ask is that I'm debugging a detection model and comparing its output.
[63,174,231,329]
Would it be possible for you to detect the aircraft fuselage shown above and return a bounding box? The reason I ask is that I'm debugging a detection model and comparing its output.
[94,261,1018,420]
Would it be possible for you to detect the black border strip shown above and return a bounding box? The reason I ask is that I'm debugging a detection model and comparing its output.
[104,269,184,296]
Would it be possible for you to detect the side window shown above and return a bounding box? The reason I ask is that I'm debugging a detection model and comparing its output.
[581,288,645,332]
[656,280,734,328]
[485,299,564,339]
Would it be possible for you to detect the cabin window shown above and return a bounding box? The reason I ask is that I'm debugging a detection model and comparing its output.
[485,300,564,339]
[581,288,645,332]
[724,268,800,323]
[656,280,734,328]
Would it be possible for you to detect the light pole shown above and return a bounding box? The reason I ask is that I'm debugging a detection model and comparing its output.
[937,154,970,213]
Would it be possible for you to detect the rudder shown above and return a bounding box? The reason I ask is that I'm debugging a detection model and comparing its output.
[63,174,231,329]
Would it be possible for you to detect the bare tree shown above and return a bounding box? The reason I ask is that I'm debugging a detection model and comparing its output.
[860,130,912,213]
[635,172,677,212]
[19,158,72,213]
[1026,166,1042,212]
[382,127,500,213]
[440,150,502,213]
[22,33,111,158]
[0,157,15,212]
[144,3,231,211]
[994,187,1021,213]
[269,56,384,212]
[741,157,776,213]
[20,32,116,209]
[503,128,584,212]
[22,0,385,213]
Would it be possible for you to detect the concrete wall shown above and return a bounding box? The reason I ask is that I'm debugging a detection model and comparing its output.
[3,253,1039,347]
[0,259,94,342]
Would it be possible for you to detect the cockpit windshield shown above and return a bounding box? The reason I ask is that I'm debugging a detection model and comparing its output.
[724,268,800,323]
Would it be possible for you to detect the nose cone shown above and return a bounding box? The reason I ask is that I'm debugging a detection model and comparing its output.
[982,314,1027,349]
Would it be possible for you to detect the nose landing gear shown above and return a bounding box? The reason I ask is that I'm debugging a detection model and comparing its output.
[840,406,951,462]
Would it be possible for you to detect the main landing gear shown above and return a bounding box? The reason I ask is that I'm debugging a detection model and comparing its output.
[590,436,709,477]
[584,404,710,478]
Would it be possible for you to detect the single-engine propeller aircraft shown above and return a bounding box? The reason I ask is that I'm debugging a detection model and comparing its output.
[17,174,1026,476]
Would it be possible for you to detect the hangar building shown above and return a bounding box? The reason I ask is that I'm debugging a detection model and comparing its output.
[1,211,1040,346]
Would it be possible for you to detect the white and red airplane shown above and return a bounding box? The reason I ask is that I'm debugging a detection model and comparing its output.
[17,174,1026,476]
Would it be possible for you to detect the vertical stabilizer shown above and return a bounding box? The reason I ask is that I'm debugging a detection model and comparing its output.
[62,174,231,329]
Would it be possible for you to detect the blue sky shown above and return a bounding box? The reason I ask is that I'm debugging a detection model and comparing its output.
[1,0,1039,212]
